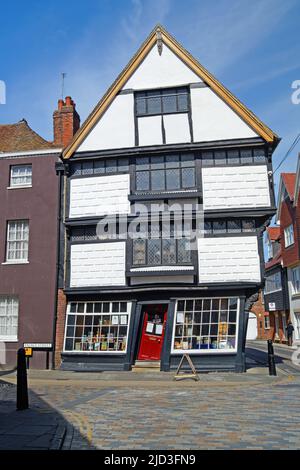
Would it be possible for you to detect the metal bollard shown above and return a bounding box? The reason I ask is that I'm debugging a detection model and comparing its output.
[267,339,277,376]
[17,348,29,410]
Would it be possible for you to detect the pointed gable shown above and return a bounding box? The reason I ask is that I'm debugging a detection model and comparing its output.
[64,25,279,159]
[276,172,296,223]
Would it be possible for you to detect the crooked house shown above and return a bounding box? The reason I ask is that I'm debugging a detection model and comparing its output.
[55,26,279,372]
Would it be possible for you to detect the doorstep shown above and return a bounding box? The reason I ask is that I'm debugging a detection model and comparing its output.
[132,360,161,372]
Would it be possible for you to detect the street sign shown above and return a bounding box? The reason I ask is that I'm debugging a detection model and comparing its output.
[24,347,32,357]
[269,302,276,311]
[23,343,52,350]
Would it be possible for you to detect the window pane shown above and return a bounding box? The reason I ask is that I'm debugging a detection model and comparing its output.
[81,162,93,175]
[227,220,242,233]
[242,219,255,232]
[136,157,149,170]
[165,155,180,168]
[151,170,165,190]
[204,221,212,234]
[136,171,150,191]
[94,160,105,174]
[214,151,227,165]
[150,156,164,169]
[162,239,176,264]
[133,239,146,265]
[202,152,214,166]
[118,159,129,172]
[177,92,188,111]
[177,239,191,263]
[240,149,253,163]
[147,96,161,114]
[148,239,161,264]
[166,169,180,190]
[106,159,117,173]
[136,98,146,115]
[253,148,266,162]
[162,91,177,113]
[181,154,194,167]
[182,168,195,188]
[227,150,239,164]
[213,221,226,233]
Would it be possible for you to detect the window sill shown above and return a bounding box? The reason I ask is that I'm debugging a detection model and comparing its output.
[0,337,18,342]
[7,185,32,190]
[129,190,201,201]
[128,266,195,277]
[2,261,29,265]
[292,293,300,299]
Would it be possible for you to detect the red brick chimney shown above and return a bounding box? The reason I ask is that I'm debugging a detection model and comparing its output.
[53,96,80,147]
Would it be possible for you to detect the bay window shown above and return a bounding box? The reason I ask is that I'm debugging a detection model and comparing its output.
[172,297,239,353]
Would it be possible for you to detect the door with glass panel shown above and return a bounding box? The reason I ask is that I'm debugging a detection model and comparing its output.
[138,304,168,361]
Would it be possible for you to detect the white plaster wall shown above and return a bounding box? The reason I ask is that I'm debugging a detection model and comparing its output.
[164,114,191,144]
[130,275,194,285]
[198,236,261,283]
[202,165,271,210]
[138,116,163,146]
[124,44,201,91]
[77,94,135,152]
[191,87,258,142]
[69,174,130,218]
[70,242,126,287]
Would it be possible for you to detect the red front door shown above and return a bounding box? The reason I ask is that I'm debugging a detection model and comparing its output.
[138,307,167,361]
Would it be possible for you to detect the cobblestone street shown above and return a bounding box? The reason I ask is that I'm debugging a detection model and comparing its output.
[2,366,300,450]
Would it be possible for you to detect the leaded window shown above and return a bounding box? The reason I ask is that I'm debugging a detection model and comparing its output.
[203,219,256,235]
[132,223,192,266]
[135,153,195,192]
[265,272,282,293]
[71,158,129,176]
[201,148,266,166]
[135,87,189,116]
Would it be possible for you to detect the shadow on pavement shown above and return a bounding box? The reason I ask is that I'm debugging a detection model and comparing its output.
[246,346,285,370]
[0,378,95,450]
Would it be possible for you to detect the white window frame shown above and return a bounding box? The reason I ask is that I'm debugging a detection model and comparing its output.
[267,239,273,260]
[284,224,294,247]
[9,164,32,188]
[264,315,270,330]
[292,266,300,294]
[63,301,132,354]
[5,220,29,263]
[0,296,19,341]
[171,297,240,355]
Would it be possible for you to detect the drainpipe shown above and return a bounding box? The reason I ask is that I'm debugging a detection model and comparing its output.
[51,160,63,369]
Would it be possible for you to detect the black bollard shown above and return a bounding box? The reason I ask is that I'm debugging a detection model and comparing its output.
[17,348,29,410]
[267,339,277,376]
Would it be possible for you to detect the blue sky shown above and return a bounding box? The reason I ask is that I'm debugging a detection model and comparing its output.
[1,0,300,190]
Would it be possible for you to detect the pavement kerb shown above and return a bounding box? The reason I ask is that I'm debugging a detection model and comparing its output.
[49,424,67,450]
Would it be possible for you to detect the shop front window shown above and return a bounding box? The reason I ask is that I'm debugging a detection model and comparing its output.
[64,301,131,353]
[172,297,239,353]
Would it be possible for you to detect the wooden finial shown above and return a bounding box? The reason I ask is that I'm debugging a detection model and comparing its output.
[156,27,163,56]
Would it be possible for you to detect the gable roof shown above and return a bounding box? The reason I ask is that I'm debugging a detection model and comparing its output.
[276,172,296,222]
[267,226,281,241]
[63,24,279,159]
[282,173,296,201]
[0,119,56,152]
[293,154,300,206]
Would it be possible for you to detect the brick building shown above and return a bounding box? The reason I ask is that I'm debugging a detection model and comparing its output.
[0,98,79,369]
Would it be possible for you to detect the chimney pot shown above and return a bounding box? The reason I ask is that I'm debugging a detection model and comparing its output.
[53,96,80,147]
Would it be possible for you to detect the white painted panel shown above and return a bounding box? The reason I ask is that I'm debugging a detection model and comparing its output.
[131,276,194,285]
[77,94,135,152]
[138,116,163,146]
[198,236,261,283]
[70,242,126,287]
[191,87,258,142]
[202,165,271,210]
[125,44,201,90]
[69,174,130,218]
[163,114,191,144]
